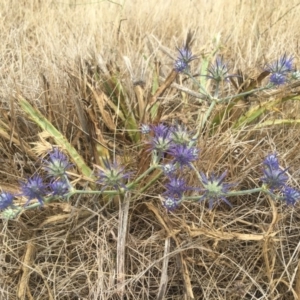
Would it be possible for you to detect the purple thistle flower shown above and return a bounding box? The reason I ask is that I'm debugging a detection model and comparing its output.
[206,57,233,82]
[0,192,14,210]
[263,153,279,169]
[168,144,199,168]
[170,124,195,146]
[266,54,294,86]
[44,148,72,179]
[50,180,70,196]
[174,47,197,73]
[20,175,48,205]
[97,158,132,191]
[164,177,190,198]
[262,167,288,191]
[161,196,181,212]
[266,54,294,74]
[261,154,288,191]
[152,124,170,137]
[282,186,300,206]
[269,73,287,86]
[199,171,234,209]
[148,124,172,154]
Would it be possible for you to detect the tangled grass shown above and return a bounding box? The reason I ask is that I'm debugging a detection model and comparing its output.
[1,1,300,299]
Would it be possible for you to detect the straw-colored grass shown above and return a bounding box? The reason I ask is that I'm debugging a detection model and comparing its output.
[1,1,300,299]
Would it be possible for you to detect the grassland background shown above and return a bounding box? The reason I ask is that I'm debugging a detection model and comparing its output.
[1,0,300,299]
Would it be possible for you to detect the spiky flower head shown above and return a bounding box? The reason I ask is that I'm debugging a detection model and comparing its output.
[261,153,288,191]
[168,144,199,168]
[97,158,132,191]
[50,180,70,196]
[20,175,48,205]
[269,73,287,86]
[44,148,72,179]
[263,153,279,169]
[161,195,181,212]
[0,192,14,210]
[164,177,190,198]
[266,54,294,86]
[170,124,195,146]
[282,186,300,206]
[174,47,197,73]
[206,57,232,82]
[148,124,172,154]
[266,54,294,74]
[199,171,233,209]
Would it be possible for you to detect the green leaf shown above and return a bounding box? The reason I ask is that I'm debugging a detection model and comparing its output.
[17,96,94,179]
[254,119,300,128]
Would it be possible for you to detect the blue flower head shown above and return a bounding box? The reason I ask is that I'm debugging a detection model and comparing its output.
[282,186,300,206]
[174,47,197,73]
[266,54,294,74]
[0,192,14,210]
[50,180,70,197]
[44,148,72,179]
[168,144,199,168]
[20,175,48,205]
[261,153,288,191]
[161,196,181,212]
[263,153,279,169]
[170,124,195,146]
[164,177,190,198]
[97,158,132,191]
[148,124,172,154]
[269,73,287,86]
[206,57,232,82]
[266,54,294,86]
[199,171,234,209]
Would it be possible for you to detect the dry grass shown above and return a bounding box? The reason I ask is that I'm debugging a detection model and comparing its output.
[1,0,300,299]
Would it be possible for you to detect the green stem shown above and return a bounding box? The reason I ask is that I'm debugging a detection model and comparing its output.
[213,82,220,99]
[184,187,273,201]
[18,165,160,212]
[139,169,163,194]
[183,69,212,101]
[126,165,158,189]
[189,163,203,183]
[225,187,264,196]
[219,85,271,103]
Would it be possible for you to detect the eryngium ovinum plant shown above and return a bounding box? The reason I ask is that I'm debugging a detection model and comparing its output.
[1,45,300,219]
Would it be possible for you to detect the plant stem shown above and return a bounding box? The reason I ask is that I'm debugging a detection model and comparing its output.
[220,85,271,103]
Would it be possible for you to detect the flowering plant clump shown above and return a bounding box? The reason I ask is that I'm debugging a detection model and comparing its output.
[1,44,300,220]
[1,131,299,220]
